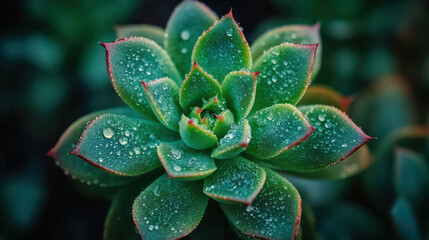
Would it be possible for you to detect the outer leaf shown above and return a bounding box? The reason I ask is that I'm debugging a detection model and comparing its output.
[104,172,161,240]
[211,120,251,159]
[101,37,181,117]
[179,115,218,150]
[212,110,234,138]
[203,156,266,205]
[179,61,222,112]
[394,148,429,205]
[266,105,372,172]
[245,104,314,159]
[251,23,322,77]
[251,43,318,111]
[133,174,208,240]
[165,0,218,76]
[142,77,181,131]
[47,108,140,187]
[221,166,301,239]
[115,24,165,47]
[192,10,252,82]
[297,84,350,113]
[72,114,179,176]
[222,71,258,121]
[289,144,372,179]
[157,141,217,181]
[391,198,421,240]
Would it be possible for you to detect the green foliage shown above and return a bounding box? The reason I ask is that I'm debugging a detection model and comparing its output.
[48,1,372,239]
[203,156,266,205]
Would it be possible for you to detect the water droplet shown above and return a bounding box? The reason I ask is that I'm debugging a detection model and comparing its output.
[173,165,182,172]
[226,28,233,37]
[171,149,182,159]
[148,225,154,231]
[180,48,188,54]
[138,65,144,72]
[119,137,128,145]
[341,143,348,148]
[103,128,114,139]
[291,33,297,39]
[180,30,190,40]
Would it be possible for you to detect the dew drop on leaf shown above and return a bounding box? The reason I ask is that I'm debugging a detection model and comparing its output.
[103,127,114,139]
[180,30,190,40]
[119,137,128,145]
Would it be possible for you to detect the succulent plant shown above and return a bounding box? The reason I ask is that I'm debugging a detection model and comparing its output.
[48,1,372,239]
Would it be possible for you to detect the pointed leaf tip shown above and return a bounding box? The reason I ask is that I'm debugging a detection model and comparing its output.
[49,108,145,187]
[252,43,319,110]
[251,23,322,79]
[245,104,314,159]
[221,167,301,239]
[192,10,252,82]
[165,0,218,76]
[266,105,372,172]
[72,114,179,176]
[103,37,181,118]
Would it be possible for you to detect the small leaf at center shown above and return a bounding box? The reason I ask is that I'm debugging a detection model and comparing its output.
[157,141,217,181]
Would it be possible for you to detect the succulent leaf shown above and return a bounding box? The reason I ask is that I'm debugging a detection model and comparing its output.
[245,104,314,159]
[157,141,217,181]
[391,198,421,240]
[212,110,234,138]
[142,77,182,131]
[133,174,208,240]
[251,43,318,111]
[104,188,142,240]
[192,10,252,82]
[221,166,301,239]
[287,144,371,179]
[211,120,251,159]
[222,71,258,121]
[298,84,350,113]
[179,61,222,112]
[179,115,218,150]
[72,114,179,176]
[104,173,161,240]
[115,24,165,47]
[251,23,322,78]
[101,37,181,117]
[203,156,266,205]
[165,0,218,76]
[47,108,142,187]
[266,105,372,172]
[394,148,429,204]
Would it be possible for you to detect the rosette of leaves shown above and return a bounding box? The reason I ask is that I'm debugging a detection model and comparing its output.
[48,1,372,239]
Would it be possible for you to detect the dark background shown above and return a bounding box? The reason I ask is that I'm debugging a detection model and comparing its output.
[1,0,428,239]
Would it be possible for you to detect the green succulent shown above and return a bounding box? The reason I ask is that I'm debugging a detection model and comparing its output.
[48,1,372,239]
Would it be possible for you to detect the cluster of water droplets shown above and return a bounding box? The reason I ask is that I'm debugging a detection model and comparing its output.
[249,107,307,154]
[204,160,261,199]
[113,42,172,110]
[224,171,298,239]
[301,106,358,155]
[162,143,215,175]
[82,115,164,173]
[135,176,205,237]
[256,47,308,104]
[149,80,179,122]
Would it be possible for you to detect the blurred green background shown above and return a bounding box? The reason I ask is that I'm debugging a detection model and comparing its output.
[0,0,428,239]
